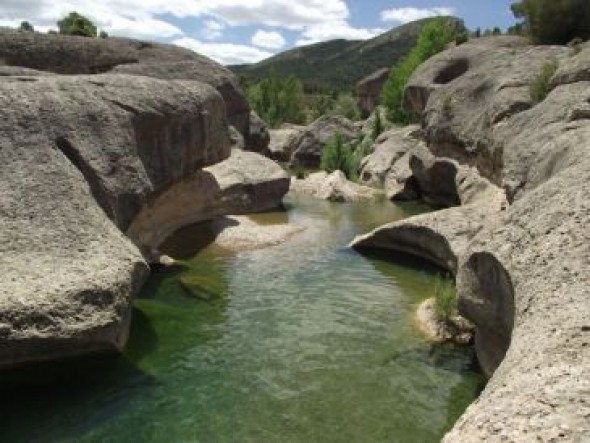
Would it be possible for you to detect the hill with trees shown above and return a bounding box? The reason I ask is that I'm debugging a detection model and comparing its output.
[230,17,464,93]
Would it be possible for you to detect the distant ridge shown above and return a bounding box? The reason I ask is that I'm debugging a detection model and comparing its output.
[230,17,464,92]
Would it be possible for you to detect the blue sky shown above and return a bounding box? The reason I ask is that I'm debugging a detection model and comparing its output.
[1,1,519,65]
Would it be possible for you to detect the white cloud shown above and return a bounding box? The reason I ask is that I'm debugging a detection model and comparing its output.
[105,16,182,39]
[173,37,273,65]
[251,30,286,49]
[380,7,456,24]
[296,21,385,46]
[202,19,225,40]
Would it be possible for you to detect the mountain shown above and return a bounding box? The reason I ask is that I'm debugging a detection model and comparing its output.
[230,17,464,92]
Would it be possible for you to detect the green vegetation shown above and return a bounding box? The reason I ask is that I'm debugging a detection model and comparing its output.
[320,132,356,179]
[371,111,384,140]
[330,93,361,121]
[247,69,305,128]
[433,275,457,321]
[19,21,34,32]
[99,30,109,39]
[381,17,458,124]
[511,0,590,44]
[529,61,558,103]
[231,17,464,93]
[57,12,97,37]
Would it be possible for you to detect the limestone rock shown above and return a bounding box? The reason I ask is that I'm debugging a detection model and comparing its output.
[127,150,290,250]
[0,29,250,135]
[290,171,382,203]
[415,298,474,345]
[268,127,305,162]
[243,111,270,155]
[355,68,390,118]
[289,115,360,168]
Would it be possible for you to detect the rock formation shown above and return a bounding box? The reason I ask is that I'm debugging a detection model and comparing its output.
[353,36,590,441]
[289,115,360,168]
[268,126,305,162]
[290,171,382,202]
[0,35,289,368]
[355,68,390,118]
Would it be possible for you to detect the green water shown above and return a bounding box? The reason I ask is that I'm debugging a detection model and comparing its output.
[0,195,483,443]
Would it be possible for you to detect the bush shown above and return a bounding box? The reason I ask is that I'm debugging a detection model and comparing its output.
[320,132,356,179]
[455,32,469,45]
[99,30,109,39]
[19,21,34,32]
[381,18,457,125]
[511,0,590,44]
[371,111,384,141]
[330,93,361,121]
[530,61,558,103]
[57,11,97,37]
[433,275,457,321]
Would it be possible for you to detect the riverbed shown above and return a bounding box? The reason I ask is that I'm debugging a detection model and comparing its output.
[0,195,483,442]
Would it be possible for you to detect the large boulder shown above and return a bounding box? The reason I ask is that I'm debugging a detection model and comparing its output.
[127,149,291,249]
[0,29,250,134]
[289,115,360,168]
[242,111,270,155]
[404,36,571,188]
[355,67,390,118]
[0,73,230,368]
[268,126,305,162]
[358,36,590,441]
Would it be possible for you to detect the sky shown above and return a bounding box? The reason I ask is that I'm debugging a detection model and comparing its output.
[0,1,518,65]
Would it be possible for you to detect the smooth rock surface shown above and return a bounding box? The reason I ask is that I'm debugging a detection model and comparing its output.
[127,150,291,250]
[0,29,250,134]
[289,115,360,168]
[290,171,382,203]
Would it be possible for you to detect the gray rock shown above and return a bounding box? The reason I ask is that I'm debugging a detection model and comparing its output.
[290,171,382,203]
[355,67,390,118]
[243,111,270,155]
[0,73,232,368]
[394,36,590,441]
[0,29,250,135]
[268,127,305,162]
[289,115,360,168]
[127,150,290,249]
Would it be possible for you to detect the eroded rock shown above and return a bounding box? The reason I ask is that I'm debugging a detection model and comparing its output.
[290,171,382,203]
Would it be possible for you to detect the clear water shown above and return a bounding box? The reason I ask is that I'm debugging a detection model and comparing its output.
[0,195,483,443]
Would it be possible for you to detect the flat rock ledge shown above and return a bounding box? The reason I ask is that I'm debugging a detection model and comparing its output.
[415,298,473,345]
[290,171,383,203]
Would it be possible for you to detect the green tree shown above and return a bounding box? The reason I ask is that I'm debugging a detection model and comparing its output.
[511,0,590,44]
[247,68,306,128]
[57,12,97,37]
[19,21,34,32]
[492,27,502,35]
[381,18,457,124]
[320,132,356,179]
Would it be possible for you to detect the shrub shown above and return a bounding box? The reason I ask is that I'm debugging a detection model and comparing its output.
[57,12,97,38]
[330,93,361,121]
[19,21,34,32]
[320,132,356,179]
[455,32,469,45]
[568,37,584,55]
[381,18,457,125]
[511,0,590,44]
[530,61,558,104]
[371,111,384,141]
[99,30,109,39]
[433,275,457,321]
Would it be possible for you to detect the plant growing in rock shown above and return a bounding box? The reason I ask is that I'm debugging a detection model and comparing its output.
[434,275,457,321]
[371,111,384,141]
[530,61,558,104]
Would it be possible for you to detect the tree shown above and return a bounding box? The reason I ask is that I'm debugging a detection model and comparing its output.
[510,0,590,44]
[57,12,97,37]
[99,30,108,39]
[381,18,457,124]
[19,21,34,32]
[247,68,306,128]
[492,27,502,35]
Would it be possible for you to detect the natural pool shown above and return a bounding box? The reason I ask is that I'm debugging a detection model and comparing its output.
[0,195,484,443]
